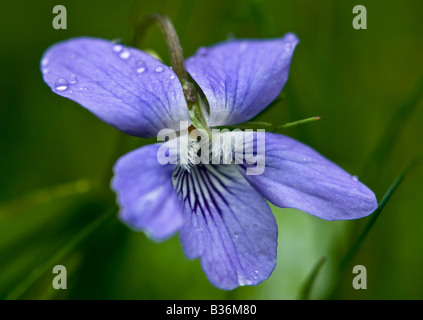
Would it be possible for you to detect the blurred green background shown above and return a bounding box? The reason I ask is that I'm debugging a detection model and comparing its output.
[1,0,422,300]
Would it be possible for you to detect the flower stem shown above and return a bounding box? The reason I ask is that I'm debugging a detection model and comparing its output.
[134,14,211,135]
[139,14,187,83]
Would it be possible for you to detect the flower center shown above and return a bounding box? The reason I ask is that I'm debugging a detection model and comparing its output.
[178,132,236,173]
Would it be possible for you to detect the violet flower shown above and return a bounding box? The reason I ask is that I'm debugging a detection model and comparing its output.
[40,33,378,290]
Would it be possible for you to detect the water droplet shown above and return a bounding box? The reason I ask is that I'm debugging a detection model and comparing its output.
[113,44,123,52]
[41,58,49,67]
[69,74,78,84]
[170,75,176,80]
[155,66,164,73]
[120,50,131,59]
[239,42,248,52]
[42,68,49,74]
[197,47,208,57]
[352,175,359,182]
[254,270,259,274]
[136,60,146,73]
[234,231,239,237]
[54,78,68,91]
[252,223,259,230]
[285,43,292,52]
[244,279,253,285]
[253,276,257,280]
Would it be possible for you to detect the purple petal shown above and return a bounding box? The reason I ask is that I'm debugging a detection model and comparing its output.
[112,143,184,241]
[241,132,378,220]
[173,164,277,290]
[41,37,190,138]
[186,33,299,126]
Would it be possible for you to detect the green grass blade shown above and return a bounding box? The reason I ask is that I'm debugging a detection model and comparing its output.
[0,179,92,216]
[328,158,421,298]
[364,74,423,180]
[5,208,116,300]
[340,160,418,272]
[299,257,326,300]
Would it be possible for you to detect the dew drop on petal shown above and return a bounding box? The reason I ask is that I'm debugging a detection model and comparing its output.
[170,75,175,80]
[234,231,240,237]
[197,47,208,57]
[254,270,259,274]
[136,60,146,73]
[113,44,123,53]
[239,41,248,53]
[69,74,78,84]
[41,58,49,67]
[244,279,253,285]
[252,223,259,230]
[54,78,68,91]
[352,175,359,182]
[155,66,164,73]
[42,68,49,74]
[120,50,131,59]
[285,43,292,52]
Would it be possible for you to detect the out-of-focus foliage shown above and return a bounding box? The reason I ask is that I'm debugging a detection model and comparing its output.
[1,0,422,299]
